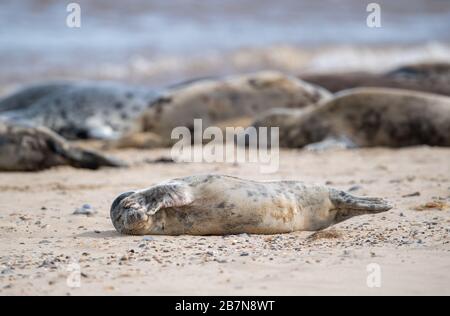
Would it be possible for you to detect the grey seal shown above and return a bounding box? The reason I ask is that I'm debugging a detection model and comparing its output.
[110,174,391,235]
[115,71,332,148]
[253,88,450,148]
[0,82,72,112]
[0,120,125,171]
[301,62,450,96]
[0,81,158,140]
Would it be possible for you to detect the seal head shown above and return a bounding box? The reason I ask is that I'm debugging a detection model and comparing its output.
[110,191,152,235]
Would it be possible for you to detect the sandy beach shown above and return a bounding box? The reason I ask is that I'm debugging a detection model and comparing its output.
[0,146,449,295]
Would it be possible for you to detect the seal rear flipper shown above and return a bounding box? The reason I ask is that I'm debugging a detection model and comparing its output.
[330,189,392,213]
[45,135,127,169]
[62,147,127,169]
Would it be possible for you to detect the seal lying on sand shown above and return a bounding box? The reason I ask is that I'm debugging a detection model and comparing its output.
[301,63,450,96]
[115,71,332,148]
[253,88,450,148]
[0,81,158,140]
[110,174,391,235]
[0,121,125,171]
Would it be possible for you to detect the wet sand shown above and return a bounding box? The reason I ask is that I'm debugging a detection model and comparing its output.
[0,146,449,295]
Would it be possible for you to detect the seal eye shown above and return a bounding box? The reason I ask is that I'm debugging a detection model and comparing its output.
[110,191,135,214]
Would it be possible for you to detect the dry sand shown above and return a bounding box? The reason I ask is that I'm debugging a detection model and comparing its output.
[0,146,449,296]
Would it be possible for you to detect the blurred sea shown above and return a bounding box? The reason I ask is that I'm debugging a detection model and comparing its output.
[0,0,449,88]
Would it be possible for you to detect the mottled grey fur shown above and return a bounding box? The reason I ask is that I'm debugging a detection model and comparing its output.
[0,82,72,112]
[118,71,332,148]
[253,87,450,148]
[0,81,158,140]
[110,174,391,235]
[0,120,125,171]
[301,62,450,96]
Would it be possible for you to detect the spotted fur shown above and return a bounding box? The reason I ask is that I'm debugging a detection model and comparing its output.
[110,174,391,235]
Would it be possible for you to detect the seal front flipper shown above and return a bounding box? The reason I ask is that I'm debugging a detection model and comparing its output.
[59,146,127,169]
[136,182,194,215]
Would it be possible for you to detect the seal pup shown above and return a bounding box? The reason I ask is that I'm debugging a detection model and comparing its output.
[300,62,450,96]
[0,121,125,171]
[117,71,332,148]
[110,174,391,235]
[0,81,158,140]
[253,87,450,148]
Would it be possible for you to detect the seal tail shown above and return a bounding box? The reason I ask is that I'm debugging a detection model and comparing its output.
[330,189,392,213]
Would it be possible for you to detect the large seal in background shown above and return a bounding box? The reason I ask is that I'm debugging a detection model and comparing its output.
[115,71,332,148]
[0,81,158,140]
[0,121,125,171]
[110,174,391,235]
[0,82,72,112]
[301,62,450,96]
[253,88,450,148]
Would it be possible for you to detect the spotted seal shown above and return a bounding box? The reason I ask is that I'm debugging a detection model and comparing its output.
[0,121,125,171]
[115,71,332,148]
[110,174,391,235]
[0,81,158,140]
[253,87,450,148]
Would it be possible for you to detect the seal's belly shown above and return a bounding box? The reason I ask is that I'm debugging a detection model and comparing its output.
[160,198,314,235]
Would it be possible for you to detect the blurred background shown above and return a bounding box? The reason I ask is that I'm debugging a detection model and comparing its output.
[0,0,449,88]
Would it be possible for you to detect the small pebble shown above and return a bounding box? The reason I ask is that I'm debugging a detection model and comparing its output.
[73,204,97,216]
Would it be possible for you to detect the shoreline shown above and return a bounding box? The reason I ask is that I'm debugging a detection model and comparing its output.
[1,42,450,93]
